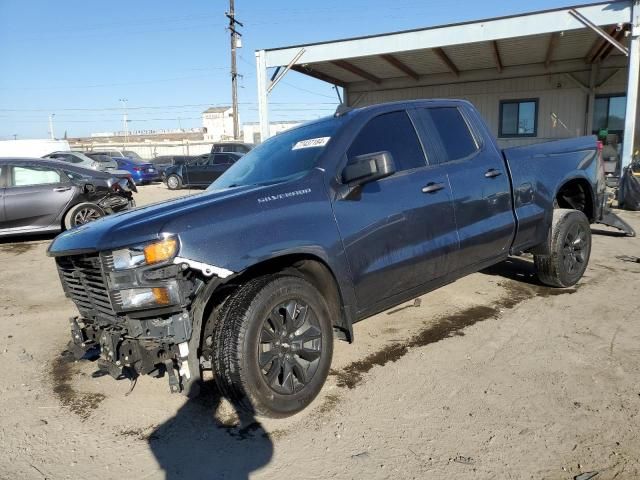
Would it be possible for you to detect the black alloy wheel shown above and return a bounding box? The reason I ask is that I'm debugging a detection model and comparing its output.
[561,221,588,276]
[258,299,323,395]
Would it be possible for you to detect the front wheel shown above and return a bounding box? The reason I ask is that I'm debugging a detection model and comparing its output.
[166,174,182,190]
[534,209,591,287]
[64,202,105,229]
[210,275,333,418]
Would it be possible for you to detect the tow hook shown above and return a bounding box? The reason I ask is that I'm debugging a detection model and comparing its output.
[164,359,181,393]
[67,317,94,360]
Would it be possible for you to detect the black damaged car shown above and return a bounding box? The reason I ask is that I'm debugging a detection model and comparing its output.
[0,158,135,237]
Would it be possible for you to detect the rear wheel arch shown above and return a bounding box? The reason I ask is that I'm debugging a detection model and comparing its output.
[555,178,595,221]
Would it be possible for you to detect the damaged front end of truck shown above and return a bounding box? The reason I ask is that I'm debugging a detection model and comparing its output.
[53,235,230,394]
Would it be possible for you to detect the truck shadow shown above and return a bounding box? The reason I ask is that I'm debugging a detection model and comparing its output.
[147,381,273,479]
[480,256,544,286]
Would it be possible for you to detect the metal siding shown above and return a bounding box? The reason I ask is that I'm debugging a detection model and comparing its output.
[347,68,628,148]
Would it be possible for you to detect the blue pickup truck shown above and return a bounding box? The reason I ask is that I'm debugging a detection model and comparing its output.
[49,99,614,417]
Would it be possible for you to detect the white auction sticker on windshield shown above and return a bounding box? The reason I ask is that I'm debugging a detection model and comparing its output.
[291,137,330,150]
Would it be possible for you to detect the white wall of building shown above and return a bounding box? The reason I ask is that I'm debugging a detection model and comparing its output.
[0,139,70,157]
[202,108,235,141]
[74,141,213,159]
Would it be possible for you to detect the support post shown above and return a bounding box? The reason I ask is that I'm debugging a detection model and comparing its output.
[256,50,270,143]
[585,63,598,135]
[622,1,640,170]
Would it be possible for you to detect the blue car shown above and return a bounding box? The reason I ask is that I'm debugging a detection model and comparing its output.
[87,152,160,185]
[113,156,159,185]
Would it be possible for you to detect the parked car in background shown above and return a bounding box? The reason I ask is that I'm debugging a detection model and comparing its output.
[87,151,159,185]
[150,155,196,179]
[163,152,241,189]
[0,158,134,236]
[211,142,254,155]
[44,151,118,172]
[87,149,147,162]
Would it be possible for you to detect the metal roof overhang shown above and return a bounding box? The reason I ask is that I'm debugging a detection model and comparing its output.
[256,1,639,168]
[261,1,633,87]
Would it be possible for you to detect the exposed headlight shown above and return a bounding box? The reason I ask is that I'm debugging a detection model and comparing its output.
[119,281,180,310]
[112,237,178,270]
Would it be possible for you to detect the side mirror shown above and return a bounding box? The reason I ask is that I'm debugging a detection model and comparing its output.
[342,151,396,186]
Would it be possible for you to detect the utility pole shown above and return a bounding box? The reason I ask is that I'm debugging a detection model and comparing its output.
[119,98,129,147]
[48,114,55,140]
[227,0,243,140]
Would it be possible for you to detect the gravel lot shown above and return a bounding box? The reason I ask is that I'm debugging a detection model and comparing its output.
[1,183,639,480]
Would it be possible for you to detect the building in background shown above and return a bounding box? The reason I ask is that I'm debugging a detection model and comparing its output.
[256,1,640,180]
[242,120,303,143]
[202,106,235,141]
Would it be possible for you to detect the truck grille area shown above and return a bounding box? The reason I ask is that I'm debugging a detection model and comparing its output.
[56,253,116,320]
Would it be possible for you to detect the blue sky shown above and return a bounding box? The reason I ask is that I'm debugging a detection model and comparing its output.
[0,0,603,139]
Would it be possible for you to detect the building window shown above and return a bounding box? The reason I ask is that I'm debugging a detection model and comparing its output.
[499,99,538,137]
[593,94,626,134]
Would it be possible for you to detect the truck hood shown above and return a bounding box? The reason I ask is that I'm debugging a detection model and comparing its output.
[47,185,255,256]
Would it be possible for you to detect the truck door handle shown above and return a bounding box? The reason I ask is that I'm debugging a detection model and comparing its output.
[485,169,502,178]
[53,186,71,192]
[422,182,445,194]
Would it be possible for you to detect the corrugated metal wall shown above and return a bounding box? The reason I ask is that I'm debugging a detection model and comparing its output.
[347,68,628,148]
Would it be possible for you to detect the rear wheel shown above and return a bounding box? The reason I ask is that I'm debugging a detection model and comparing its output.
[210,275,333,418]
[534,209,591,287]
[64,203,105,229]
[166,174,182,190]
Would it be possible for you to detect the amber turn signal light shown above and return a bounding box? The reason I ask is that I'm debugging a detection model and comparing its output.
[143,237,178,265]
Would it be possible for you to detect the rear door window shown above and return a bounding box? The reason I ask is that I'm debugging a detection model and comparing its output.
[347,111,427,173]
[11,166,63,187]
[418,107,479,163]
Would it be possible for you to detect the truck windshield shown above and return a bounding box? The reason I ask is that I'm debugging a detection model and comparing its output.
[209,118,341,190]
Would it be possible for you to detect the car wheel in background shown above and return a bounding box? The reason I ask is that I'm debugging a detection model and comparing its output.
[535,209,592,287]
[64,202,105,229]
[167,174,182,190]
[209,275,333,418]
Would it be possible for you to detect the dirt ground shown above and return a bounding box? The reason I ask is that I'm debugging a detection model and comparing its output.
[0,183,639,480]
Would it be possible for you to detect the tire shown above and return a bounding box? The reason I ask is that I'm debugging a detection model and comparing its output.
[166,174,182,190]
[210,275,333,418]
[534,209,591,287]
[64,203,105,229]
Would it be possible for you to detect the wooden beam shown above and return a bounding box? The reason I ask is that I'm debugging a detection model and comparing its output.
[585,26,617,64]
[380,54,419,80]
[432,47,459,76]
[545,32,560,69]
[290,65,347,87]
[594,29,626,63]
[331,60,382,84]
[490,41,503,73]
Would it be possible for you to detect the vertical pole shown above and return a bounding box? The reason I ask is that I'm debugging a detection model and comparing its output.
[621,0,640,169]
[230,0,240,140]
[256,49,269,142]
[120,98,129,148]
[585,63,598,135]
[48,114,55,140]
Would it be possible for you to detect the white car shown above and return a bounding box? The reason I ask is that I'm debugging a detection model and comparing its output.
[43,151,118,172]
